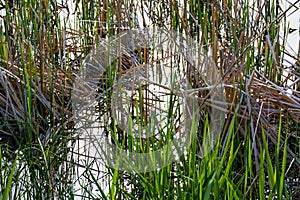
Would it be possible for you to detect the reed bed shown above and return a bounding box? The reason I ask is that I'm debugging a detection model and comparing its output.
[0,0,300,199]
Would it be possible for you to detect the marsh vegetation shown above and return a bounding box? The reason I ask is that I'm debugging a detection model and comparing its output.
[0,0,300,199]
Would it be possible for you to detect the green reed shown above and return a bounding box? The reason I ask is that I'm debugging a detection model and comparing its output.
[0,0,299,199]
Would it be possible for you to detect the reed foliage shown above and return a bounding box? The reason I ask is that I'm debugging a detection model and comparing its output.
[0,0,299,199]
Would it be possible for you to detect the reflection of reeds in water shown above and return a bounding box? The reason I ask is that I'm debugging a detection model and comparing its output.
[94,46,150,149]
